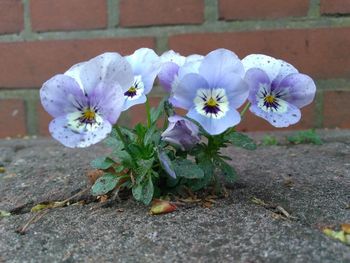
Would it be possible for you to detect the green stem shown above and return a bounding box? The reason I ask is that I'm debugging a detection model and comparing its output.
[145,97,151,127]
[240,102,251,118]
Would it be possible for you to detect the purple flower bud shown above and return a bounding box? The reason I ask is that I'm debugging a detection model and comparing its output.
[161,115,200,151]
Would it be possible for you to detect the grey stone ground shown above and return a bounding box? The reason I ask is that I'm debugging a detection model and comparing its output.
[0,130,349,263]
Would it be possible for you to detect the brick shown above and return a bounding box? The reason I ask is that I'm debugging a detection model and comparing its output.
[169,27,350,79]
[0,0,23,34]
[237,103,316,132]
[0,37,155,88]
[323,90,350,129]
[320,0,350,15]
[219,0,309,20]
[30,0,107,32]
[119,0,204,27]
[0,99,26,138]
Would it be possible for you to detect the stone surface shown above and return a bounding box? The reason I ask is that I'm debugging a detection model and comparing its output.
[0,131,350,262]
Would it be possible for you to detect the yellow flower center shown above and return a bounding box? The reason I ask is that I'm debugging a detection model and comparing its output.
[82,109,96,121]
[128,86,137,93]
[206,97,218,107]
[265,95,275,104]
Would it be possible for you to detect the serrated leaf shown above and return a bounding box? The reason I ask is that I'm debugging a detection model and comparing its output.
[225,132,257,150]
[91,173,119,196]
[91,157,114,170]
[219,160,237,183]
[135,158,154,182]
[173,159,204,179]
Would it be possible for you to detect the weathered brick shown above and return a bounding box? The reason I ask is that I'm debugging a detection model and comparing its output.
[119,0,204,27]
[0,37,155,88]
[323,90,350,129]
[237,103,316,132]
[0,0,23,34]
[30,0,107,32]
[0,99,26,138]
[320,0,350,15]
[219,0,309,20]
[169,27,350,79]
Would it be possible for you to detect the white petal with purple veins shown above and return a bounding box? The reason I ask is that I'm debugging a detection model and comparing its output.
[242,54,281,82]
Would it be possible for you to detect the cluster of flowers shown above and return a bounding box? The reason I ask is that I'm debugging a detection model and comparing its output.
[40,48,316,204]
[41,48,315,148]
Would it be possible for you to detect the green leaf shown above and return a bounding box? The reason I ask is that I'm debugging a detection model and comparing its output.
[144,125,156,145]
[91,157,114,170]
[132,176,154,205]
[135,158,154,182]
[112,150,133,167]
[287,129,323,145]
[261,135,278,146]
[173,159,204,179]
[187,158,214,191]
[103,136,124,150]
[150,98,166,124]
[225,132,257,150]
[218,160,237,183]
[0,210,11,218]
[91,173,119,196]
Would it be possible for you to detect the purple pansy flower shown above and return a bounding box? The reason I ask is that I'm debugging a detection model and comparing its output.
[161,115,200,151]
[122,48,161,111]
[158,50,203,93]
[169,49,248,135]
[40,52,134,148]
[242,54,316,127]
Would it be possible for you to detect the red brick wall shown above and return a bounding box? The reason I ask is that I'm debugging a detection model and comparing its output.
[0,0,349,137]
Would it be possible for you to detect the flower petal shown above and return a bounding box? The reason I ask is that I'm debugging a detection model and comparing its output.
[250,102,301,128]
[187,106,241,135]
[49,115,112,148]
[78,52,134,95]
[87,81,125,124]
[126,48,160,94]
[273,59,298,86]
[171,73,209,110]
[158,62,180,92]
[199,49,245,87]
[245,68,271,105]
[217,73,249,109]
[122,94,147,111]
[278,73,316,108]
[40,74,86,118]
[160,50,186,66]
[242,54,281,82]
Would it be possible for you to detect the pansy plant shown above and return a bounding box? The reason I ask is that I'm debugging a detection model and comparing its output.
[40,48,316,206]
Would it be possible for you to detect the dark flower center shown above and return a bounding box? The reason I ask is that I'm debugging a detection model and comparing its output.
[79,108,96,124]
[124,86,137,98]
[203,97,221,115]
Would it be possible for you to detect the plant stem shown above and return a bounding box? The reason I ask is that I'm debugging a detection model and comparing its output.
[145,97,151,127]
[240,102,251,118]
